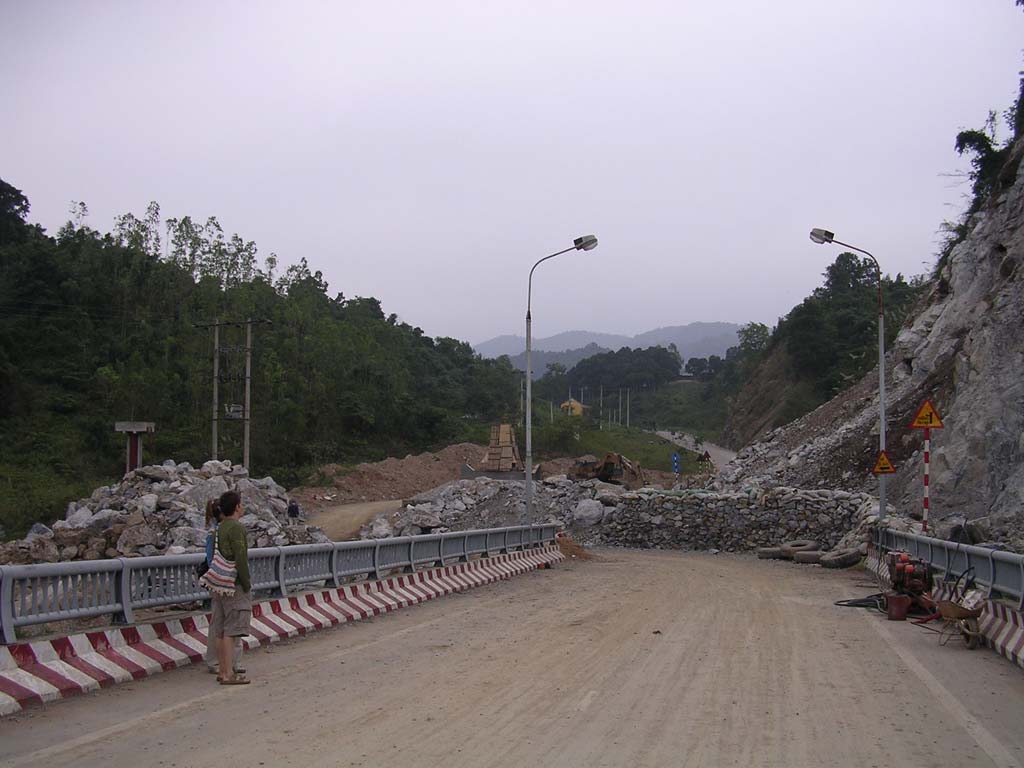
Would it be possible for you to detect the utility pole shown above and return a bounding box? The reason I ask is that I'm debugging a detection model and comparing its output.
[599,384,603,430]
[212,320,220,459]
[243,318,252,470]
[618,388,622,425]
[195,318,269,469]
[627,388,631,429]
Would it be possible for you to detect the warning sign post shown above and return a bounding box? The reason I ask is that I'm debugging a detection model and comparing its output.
[872,451,896,475]
[909,399,944,533]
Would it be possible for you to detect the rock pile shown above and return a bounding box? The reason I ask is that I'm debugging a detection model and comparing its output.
[361,475,627,538]
[362,475,891,556]
[0,460,329,565]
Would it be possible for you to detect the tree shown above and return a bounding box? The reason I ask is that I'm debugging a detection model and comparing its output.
[685,357,708,377]
[737,322,769,356]
[0,179,30,245]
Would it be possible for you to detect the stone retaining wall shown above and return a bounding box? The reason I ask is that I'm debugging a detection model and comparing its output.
[581,487,877,551]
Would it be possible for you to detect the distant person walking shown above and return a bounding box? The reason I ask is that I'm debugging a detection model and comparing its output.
[200,490,252,685]
[202,500,243,677]
[287,499,301,522]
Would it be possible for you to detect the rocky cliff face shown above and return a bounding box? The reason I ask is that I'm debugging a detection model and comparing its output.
[721,140,1024,543]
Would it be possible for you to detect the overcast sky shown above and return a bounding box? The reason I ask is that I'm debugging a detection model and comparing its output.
[3,1,1022,346]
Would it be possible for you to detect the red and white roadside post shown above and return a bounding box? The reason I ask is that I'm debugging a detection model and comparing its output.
[909,400,944,534]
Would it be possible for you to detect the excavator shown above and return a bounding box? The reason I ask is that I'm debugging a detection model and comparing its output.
[570,452,646,488]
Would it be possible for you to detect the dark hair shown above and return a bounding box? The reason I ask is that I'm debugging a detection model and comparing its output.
[218,490,242,518]
[204,499,222,528]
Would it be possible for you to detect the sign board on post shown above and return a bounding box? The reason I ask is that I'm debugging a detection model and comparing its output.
[909,399,944,533]
[872,451,896,475]
[910,400,944,429]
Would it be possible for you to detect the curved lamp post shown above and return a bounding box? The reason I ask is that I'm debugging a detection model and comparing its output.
[809,228,888,520]
[525,235,598,522]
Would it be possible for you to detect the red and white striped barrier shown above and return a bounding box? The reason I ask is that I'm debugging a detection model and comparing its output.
[931,583,1024,670]
[0,545,563,716]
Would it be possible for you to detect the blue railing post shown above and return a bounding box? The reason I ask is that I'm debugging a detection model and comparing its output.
[373,541,382,579]
[406,539,416,574]
[276,548,289,597]
[0,567,15,644]
[328,545,340,588]
[113,559,134,625]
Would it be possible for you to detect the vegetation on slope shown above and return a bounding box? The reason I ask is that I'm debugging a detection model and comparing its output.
[0,181,519,536]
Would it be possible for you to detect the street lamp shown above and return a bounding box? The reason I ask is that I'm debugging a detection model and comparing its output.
[808,228,888,521]
[525,235,598,523]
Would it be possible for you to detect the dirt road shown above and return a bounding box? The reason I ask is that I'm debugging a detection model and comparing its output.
[657,430,737,469]
[306,499,402,540]
[3,551,1023,767]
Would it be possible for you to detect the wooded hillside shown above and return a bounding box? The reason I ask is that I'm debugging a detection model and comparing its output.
[0,181,518,536]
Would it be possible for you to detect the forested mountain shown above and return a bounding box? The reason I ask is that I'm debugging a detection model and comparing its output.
[531,345,684,406]
[475,322,739,360]
[506,343,611,380]
[719,257,925,447]
[0,180,518,536]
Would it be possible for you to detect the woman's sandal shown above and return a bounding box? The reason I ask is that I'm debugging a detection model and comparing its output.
[218,675,250,685]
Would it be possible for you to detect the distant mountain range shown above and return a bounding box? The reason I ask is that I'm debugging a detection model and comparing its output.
[505,343,612,379]
[475,322,741,364]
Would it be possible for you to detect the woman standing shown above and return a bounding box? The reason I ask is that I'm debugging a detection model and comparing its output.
[203,500,243,676]
[202,490,252,685]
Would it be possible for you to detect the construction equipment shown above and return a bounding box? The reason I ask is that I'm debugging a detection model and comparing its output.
[571,452,646,488]
[883,551,935,619]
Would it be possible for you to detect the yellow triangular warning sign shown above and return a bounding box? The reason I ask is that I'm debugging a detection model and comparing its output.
[909,399,944,429]
[872,451,896,475]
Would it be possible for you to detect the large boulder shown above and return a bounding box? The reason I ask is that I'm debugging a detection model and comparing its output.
[27,537,60,563]
[168,526,209,550]
[115,524,164,555]
[176,476,230,510]
[201,459,232,476]
[370,516,395,539]
[63,506,94,528]
[572,499,606,527]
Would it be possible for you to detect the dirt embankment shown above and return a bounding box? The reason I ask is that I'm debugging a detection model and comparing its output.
[291,443,486,514]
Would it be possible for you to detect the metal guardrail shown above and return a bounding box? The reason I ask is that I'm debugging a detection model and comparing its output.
[877,527,1024,610]
[0,524,559,644]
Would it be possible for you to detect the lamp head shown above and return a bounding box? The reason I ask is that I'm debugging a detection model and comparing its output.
[574,234,598,251]
[809,228,834,245]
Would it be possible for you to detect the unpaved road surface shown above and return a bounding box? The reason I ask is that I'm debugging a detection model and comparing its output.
[656,430,737,469]
[3,551,1024,767]
[307,499,402,540]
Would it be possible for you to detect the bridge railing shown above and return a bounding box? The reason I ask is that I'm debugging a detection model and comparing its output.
[877,527,1024,609]
[0,524,559,644]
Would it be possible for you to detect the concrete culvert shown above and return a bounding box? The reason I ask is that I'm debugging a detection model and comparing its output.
[820,548,862,569]
[793,550,823,565]
[756,547,786,560]
[780,540,820,559]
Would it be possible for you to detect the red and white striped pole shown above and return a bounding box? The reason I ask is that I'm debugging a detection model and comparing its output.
[922,427,930,533]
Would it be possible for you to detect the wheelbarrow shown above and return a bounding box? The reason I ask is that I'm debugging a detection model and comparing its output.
[936,599,983,649]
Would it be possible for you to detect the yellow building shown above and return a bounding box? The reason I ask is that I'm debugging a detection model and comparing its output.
[560,397,586,416]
